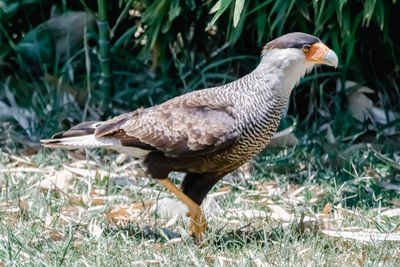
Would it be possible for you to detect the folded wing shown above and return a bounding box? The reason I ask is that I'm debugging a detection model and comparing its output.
[95,92,240,158]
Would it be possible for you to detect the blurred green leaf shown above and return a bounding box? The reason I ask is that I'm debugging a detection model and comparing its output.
[374,1,385,30]
[255,9,267,44]
[295,0,310,21]
[168,0,181,21]
[362,0,376,27]
[209,0,232,25]
[233,0,244,27]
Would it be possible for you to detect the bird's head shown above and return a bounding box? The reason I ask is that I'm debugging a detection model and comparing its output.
[259,32,338,95]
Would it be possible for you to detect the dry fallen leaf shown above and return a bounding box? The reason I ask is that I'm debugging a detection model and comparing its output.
[325,124,336,144]
[116,153,128,165]
[255,181,284,196]
[288,185,306,197]
[18,198,29,212]
[107,202,154,227]
[268,126,299,148]
[370,106,399,125]
[130,260,161,266]
[91,198,105,206]
[0,197,31,225]
[380,208,400,218]
[88,220,103,239]
[65,150,87,161]
[322,230,400,243]
[0,167,42,173]
[333,205,373,222]
[155,198,188,219]
[6,153,36,167]
[217,185,231,192]
[44,227,64,242]
[69,196,84,206]
[346,80,399,134]
[29,227,66,245]
[87,195,130,206]
[40,170,74,194]
[0,209,19,226]
[265,204,293,222]
[204,255,239,266]
[346,81,374,122]
[227,209,267,220]
[322,203,333,215]
[61,205,80,215]
[201,194,224,219]
[62,165,105,178]
[253,258,270,267]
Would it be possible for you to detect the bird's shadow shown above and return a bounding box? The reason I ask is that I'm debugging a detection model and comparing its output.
[103,224,295,249]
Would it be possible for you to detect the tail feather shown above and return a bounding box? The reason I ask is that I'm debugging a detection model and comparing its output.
[41,135,118,149]
[52,121,100,138]
[41,120,151,159]
[41,121,117,149]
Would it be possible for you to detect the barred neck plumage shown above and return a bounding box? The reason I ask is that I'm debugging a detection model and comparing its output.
[233,70,288,151]
[219,48,315,155]
[233,49,312,122]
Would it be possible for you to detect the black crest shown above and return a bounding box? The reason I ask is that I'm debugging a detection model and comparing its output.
[264,32,320,50]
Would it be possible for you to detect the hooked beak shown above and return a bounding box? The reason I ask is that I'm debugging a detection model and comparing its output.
[323,49,339,68]
[306,43,338,68]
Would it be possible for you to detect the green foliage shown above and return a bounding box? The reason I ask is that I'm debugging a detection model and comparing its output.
[0,1,399,166]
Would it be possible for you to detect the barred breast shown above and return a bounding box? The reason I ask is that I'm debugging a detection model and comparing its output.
[198,88,289,173]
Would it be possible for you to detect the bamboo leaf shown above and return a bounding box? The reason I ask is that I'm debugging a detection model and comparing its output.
[374,1,385,30]
[335,0,348,26]
[295,0,310,21]
[209,0,233,25]
[186,0,196,11]
[210,0,223,14]
[0,1,19,16]
[169,0,181,21]
[162,0,181,33]
[247,0,274,15]
[335,1,343,26]
[231,2,247,42]
[362,0,376,27]
[233,0,244,27]
[342,6,350,36]
[338,0,348,11]
[270,0,295,35]
[256,9,267,44]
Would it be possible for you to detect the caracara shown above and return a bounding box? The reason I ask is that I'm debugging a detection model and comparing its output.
[41,32,338,242]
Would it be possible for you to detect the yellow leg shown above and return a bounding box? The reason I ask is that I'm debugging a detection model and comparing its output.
[158,178,207,242]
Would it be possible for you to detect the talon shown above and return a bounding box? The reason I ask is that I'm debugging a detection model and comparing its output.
[187,210,207,242]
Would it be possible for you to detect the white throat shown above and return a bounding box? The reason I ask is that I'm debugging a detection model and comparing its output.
[258,48,315,97]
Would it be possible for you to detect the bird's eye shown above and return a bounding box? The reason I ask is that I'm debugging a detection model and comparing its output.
[302,44,311,53]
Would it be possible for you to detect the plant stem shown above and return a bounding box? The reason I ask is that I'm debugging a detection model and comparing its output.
[97,0,112,108]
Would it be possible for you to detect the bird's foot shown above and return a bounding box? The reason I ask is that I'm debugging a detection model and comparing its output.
[157,178,207,243]
[187,206,207,243]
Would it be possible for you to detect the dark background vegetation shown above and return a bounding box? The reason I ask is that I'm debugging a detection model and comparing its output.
[1,1,400,206]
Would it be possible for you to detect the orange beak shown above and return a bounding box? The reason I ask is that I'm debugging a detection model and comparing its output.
[306,43,338,68]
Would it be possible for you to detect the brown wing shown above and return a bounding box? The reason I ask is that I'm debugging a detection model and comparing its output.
[95,90,239,157]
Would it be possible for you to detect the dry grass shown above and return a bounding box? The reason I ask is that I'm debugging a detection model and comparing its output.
[1,148,400,266]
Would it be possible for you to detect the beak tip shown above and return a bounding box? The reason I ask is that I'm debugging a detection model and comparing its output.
[324,49,339,68]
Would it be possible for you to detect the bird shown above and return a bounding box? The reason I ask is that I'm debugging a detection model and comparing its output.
[41,32,338,242]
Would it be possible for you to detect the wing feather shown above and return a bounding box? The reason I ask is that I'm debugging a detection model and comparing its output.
[95,91,239,157]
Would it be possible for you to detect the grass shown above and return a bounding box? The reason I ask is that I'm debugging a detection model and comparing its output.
[1,141,400,266]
